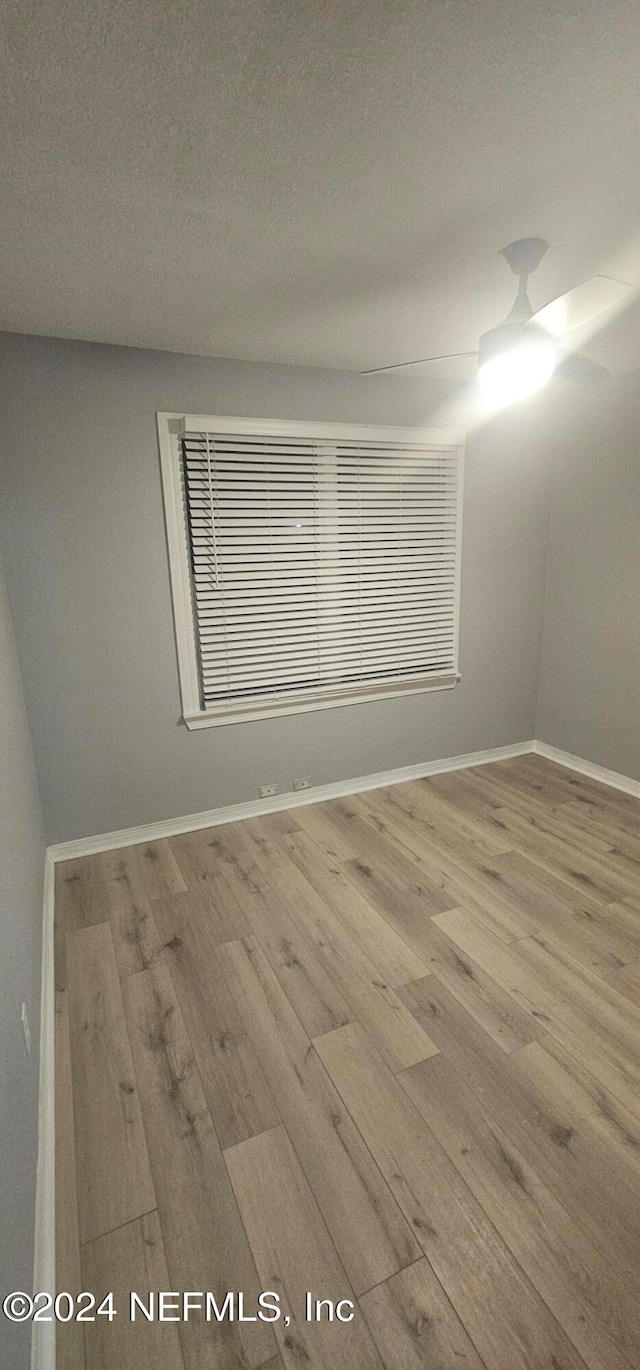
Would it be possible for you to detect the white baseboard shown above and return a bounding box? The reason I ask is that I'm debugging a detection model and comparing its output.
[31,852,56,1370]
[532,740,640,799]
[49,739,537,862]
[47,739,640,867]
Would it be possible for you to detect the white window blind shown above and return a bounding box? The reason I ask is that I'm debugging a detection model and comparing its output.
[171,421,463,723]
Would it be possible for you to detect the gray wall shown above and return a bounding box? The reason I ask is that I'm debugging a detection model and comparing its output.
[0,332,553,844]
[536,373,640,779]
[0,545,45,1370]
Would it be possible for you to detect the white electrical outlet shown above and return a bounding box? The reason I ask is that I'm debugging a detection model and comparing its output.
[21,1003,31,1056]
[294,777,311,791]
[259,783,278,798]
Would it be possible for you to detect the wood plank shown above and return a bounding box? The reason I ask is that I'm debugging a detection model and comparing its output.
[360,1257,486,1370]
[427,920,545,1052]
[494,850,640,969]
[353,791,534,942]
[66,922,155,1244]
[218,935,420,1294]
[518,1033,640,1182]
[316,794,460,962]
[468,767,634,877]
[294,801,360,861]
[516,933,640,1044]
[168,834,251,943]
[402,1051,640,1370]
[554,790,640,839]
[157,904,281,1149]
[161,871,251,947]
[621,887,640,917]
[281,827,430,985]
[479,756,581,807]
[489,850,628,974]
[488,756,600,807]
[136,838,187,900]
[488,806,631,904]
[55,854,109,930]
[225,1125,383,1370]
[382,777,514,857]
[187,821,257,877]
[180,824,353,1038]
[531,804,640,876]
[432,906,640,1123]
[318,795,457,915]
[431,906,565,1021]
[267,860,437,1071]
[466,766,616,850]
[399,974,640,1278]
[577,900,640,969]
[401,970,576,1137]
[54,989,84,1370]
[235,814,298,871]
[54,855,109,990]
[555,800,640,866]
[503,754,640,814]
[426,766,508,818]
[340,854,450,963]
[358,785,517,882]
[315,1021,587,1370]
[605,957,640,1006]
[490,844,609,920]
[123,960,276,1370]
[249,809,303,837]
[54,909,68,997]
[434,903,640,1043]
[238,868,352,1039]
[81,1212,184,1370]
[513,1037,607,1131]
[97,846,164,980]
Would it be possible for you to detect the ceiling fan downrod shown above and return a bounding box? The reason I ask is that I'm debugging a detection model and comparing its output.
[500,238,548,323]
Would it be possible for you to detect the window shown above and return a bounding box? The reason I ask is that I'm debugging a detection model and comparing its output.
[158,414,464,728]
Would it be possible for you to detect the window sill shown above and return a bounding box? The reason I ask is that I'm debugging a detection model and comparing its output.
[183,674,461,729]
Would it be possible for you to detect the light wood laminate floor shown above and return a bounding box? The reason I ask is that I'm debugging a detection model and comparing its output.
[55,753,640,1370]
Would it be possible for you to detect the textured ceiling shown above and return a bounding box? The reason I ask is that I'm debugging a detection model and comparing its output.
[1,1,640,372]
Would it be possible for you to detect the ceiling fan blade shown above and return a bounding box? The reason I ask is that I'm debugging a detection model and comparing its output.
[532,275,632,339]
[555,349,610,384]
[361,350,477,376]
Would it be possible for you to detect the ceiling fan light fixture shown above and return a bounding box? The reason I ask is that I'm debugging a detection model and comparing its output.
[478,321,556,405]
[478,340,556,404]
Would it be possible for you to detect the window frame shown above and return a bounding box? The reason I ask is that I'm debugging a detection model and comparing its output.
[157,412,465,730]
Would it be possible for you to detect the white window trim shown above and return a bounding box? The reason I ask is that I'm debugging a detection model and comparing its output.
[157,412,465,730]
